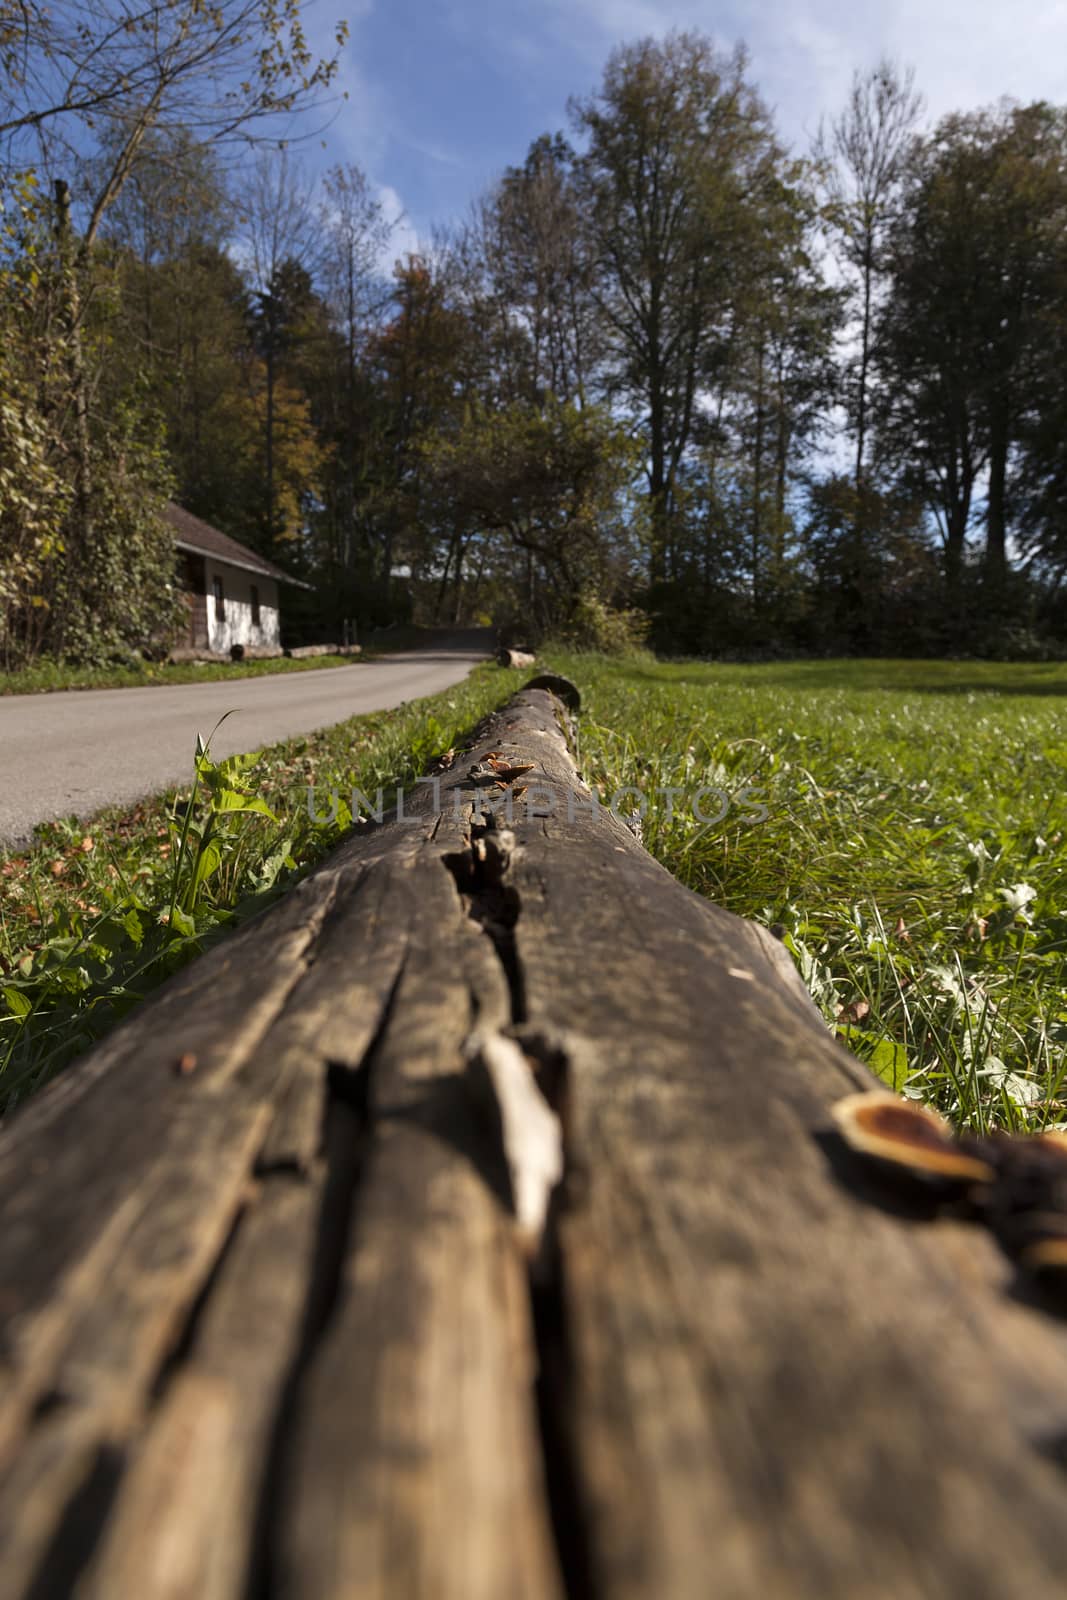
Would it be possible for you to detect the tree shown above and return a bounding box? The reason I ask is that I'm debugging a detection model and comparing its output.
[814,59,922,494]
[727,164,839,612]
[368,256,475,602]
[0,175,181,665]
[313,162,392,611]
[0,0,347,245]
[874,159,987,603]
[242,150,323,550]
[420,397,639,630]
[875,104,1067,608]
[803,474,937,653]
[97,132,255,524]
[480,133,600,408]
[571,32,781,582]
[1015,216,1067,582]
[962,105,1067,587]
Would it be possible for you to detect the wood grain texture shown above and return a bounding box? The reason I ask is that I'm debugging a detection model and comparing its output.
[0,677,1066,1598]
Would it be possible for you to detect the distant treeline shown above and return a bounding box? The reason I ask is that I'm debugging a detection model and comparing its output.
[2,21,1067,663]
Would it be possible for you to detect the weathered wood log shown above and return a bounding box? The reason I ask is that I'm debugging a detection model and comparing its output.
[166,647,230,665]
[230,644,293,662]
[497,645,536,668]
[284,643,362,659]
[2,679,1067,1598]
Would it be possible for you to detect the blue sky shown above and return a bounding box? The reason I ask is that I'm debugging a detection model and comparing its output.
[305,0,1067,259]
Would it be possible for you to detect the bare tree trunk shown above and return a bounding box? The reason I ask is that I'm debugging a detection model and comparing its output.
[774,361,789,563]
[648,430,668,584]
[434,532,457,622]
[751,331,765,611]
[855,238,873,495]
[451,536,467,624]
[53,179,93,654]
[265,316,276,548]
[984,406,1008,592]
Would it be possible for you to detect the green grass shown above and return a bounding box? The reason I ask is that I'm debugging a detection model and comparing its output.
[0,653,366,695]
[0,661,524,1111]
[544,651,1067,1133]
[6,647,1066,1130]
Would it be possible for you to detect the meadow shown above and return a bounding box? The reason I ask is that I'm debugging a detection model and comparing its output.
[546,653,1067,1132]
[2,651,1065,1130]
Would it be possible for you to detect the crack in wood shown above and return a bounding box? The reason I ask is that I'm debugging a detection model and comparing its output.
[442,799,598,1600]
[443,814,525,1025]
[23,1445,125,1600]
[242,957,413,1600]
[438,771,601,1587]
[243,1094,373,1600]
[530,1209,600,1600]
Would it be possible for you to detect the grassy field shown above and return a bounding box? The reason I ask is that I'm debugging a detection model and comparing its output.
[3,649,1065,1129]
[0,652,364,695]
[544,652,1067,1133]
[0,661,524,1111]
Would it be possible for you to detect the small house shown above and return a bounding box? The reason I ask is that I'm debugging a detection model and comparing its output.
[165,503,310,655]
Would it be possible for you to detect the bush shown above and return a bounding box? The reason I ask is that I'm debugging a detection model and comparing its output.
[0,179,183,666]
[556,590,651,655]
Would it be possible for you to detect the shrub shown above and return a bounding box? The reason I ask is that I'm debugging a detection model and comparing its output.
[557,590,651,655]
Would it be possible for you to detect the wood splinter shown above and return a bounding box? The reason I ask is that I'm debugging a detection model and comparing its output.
[464,1028,564,1261]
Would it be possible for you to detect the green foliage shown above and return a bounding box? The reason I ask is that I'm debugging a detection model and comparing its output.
[549,649,1067,1131]
[0,653,361,694]
[875,103,1067,603]
[0,175,71,667]
[0,349,70,667]
[572,33,788,582]
[552,592,650,655]
[0,175,183,665]
[51,406,183,665]
[8,35,1067,662]
[0,662,525,1110]
[421,396,640,631]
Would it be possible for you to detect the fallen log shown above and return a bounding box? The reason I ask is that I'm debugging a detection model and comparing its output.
[229,644,286,661]
[166,647,229,665]
[284,643,362,659]
[497,645,536,668]
[1,679,1067,1598]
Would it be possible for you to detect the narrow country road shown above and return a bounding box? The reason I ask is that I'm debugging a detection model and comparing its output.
[0,635,491,848]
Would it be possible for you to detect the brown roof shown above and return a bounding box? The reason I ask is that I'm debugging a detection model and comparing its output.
[164,503,311,588]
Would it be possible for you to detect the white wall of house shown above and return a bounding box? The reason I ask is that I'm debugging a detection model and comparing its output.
[205,560,281,653]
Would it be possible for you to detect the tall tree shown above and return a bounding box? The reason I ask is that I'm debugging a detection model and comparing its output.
[242,150,322,550]
[313,162,392,609]
[875,104,1067,607]
[964,104,1067,587]
[729,163,839,610]
[875,145,988,603]
[0,176,181,664]
[571,32,780,582]
[481,133,600,407]
[98,131,253,523]
[367,255,474,610]
[814,59,922,493]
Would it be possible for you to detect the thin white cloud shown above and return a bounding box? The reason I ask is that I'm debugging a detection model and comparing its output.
[377,184,420,275]
[398,133,464,169]
[524,0,1067,149]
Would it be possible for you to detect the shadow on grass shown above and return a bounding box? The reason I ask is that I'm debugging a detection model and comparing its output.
[609,659,1067,697]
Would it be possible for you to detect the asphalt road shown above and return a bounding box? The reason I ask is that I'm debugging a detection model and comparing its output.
[0,639,490,848]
